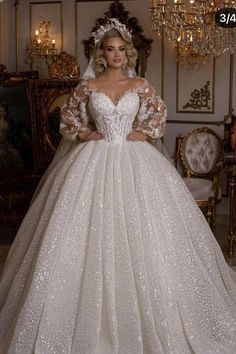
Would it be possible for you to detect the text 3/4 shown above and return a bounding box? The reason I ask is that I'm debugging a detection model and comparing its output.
[215,8,236,28]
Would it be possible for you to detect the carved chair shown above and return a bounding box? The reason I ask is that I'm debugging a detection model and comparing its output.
[178,127,223,229]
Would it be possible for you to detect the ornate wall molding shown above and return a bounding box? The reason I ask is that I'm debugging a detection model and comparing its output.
[29,1,63,71]
[182,81,211,111]
[176,56,215,114]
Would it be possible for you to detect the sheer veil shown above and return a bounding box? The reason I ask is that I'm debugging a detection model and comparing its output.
[81,55,137,82]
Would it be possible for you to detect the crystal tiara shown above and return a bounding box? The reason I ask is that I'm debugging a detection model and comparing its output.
[91,18,132,45]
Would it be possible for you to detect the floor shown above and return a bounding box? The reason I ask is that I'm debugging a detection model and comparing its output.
[0,214,236,276]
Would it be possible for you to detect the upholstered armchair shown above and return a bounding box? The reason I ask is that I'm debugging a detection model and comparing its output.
[178,127,223,229]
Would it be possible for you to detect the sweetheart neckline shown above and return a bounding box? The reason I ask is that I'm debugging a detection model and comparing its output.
[90,89,139,107]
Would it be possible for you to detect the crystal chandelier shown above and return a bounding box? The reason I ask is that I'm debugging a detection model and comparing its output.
[26,21,58,67]
[149,0,236,67]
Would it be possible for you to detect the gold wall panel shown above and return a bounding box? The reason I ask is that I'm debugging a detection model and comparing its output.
[176,58,215,114]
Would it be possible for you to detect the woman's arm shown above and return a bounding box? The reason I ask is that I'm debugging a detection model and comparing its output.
[60,82,103,141]
[132,79,167,141]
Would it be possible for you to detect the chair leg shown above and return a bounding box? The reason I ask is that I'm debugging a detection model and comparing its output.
[207,197,215,229]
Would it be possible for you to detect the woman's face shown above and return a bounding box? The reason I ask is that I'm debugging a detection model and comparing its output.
[102,36,127,69]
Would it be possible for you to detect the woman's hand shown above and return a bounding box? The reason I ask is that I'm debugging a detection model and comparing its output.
[127,130,147,141]
[79,131,104,141]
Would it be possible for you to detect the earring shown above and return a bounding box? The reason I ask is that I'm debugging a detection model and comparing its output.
[100,57,107,68]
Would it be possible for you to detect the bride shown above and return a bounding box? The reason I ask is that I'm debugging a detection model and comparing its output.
[0,18,236,354]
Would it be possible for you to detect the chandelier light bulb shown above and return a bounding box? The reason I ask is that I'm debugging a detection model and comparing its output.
[149,0,236,67]
[26,20,58,67]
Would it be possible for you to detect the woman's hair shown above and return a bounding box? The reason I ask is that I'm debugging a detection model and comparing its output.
[93,28,138,75]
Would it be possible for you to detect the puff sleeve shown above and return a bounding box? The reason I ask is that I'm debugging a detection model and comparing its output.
[60,82,92,141]
[133,80,167,141]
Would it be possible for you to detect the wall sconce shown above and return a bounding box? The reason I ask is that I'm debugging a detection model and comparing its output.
[26,21,58,67]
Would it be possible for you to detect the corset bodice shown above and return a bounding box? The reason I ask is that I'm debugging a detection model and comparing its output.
[88,91,140,144]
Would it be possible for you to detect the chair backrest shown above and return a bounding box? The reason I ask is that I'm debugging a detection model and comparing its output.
[180,127,223,176]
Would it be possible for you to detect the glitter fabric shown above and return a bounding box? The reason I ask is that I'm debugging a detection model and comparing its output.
[0,79,236,354]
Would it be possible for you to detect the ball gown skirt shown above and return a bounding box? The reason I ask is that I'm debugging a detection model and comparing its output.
[0,139,236,354]
[0,85,236,354]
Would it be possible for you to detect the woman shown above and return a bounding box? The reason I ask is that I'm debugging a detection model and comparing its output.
[0,18,236,354]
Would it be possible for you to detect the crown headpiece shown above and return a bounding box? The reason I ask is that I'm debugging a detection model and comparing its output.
[92,18,132,45]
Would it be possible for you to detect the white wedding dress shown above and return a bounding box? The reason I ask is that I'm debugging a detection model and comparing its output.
[0,78,236,354]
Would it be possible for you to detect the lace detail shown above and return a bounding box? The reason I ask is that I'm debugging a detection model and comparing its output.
[60,78,167,143]
[60,84,91,141]
[88,90,140,144]
[133,80,167,140]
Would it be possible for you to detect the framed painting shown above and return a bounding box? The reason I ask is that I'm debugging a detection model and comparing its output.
[0,73,40,237]
[0,70,78,241]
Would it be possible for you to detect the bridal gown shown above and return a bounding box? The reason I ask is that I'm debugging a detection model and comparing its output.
[0,78,236,354]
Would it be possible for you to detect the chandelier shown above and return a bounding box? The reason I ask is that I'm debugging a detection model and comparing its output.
[26,21,58,66]
[149,0,236,67]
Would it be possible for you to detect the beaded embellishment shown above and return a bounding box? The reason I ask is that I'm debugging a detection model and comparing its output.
[92,18,132,44]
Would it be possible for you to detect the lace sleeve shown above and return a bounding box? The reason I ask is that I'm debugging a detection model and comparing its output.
[133,80,167,141]
[60,82,91,141]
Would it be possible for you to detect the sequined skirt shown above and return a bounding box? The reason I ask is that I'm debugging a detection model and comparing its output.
[0,140,236,354]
